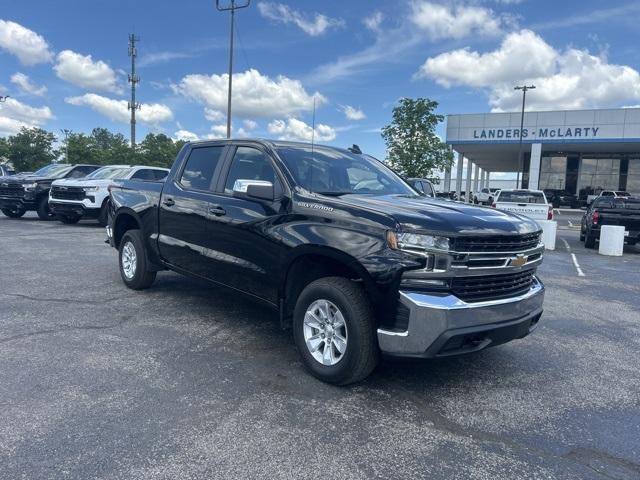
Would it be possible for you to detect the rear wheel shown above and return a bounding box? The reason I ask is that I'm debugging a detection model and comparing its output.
[293,277,379,385]
[58,214,81,224]
[119,229,157,290]
[1,207,25,218]
[36,195,55,220]
[584,229,596,249]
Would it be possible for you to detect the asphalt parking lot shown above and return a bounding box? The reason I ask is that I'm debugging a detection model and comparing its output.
[1,213,639,480]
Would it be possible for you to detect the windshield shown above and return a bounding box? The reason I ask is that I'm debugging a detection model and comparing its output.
[276,146,415,196]
[498,191,547,204]
[86,167,132,180]
[32,164,71,178]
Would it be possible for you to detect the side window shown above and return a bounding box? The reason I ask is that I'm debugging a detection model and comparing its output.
[131,169,156,181]
[482,188,489,194]
[413,181,424,193]
[154,170,168,180]
[68,166,95,178]
[601,191,613,197]
[180,146,225,191]
[224,147,279,194]
[425,183,435,197]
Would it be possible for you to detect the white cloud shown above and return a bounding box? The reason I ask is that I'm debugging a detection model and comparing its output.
[65,93,173,125]
[54,50,120,92]
[0,20,53,65]
[10,72,47,96]
[418,29,640,111]
[257,2,344,36]
[243,119,258,130]
[0,97,54,136]
[174,129,199,141]
[363,11,384,32]
[139,50,193,67]
[173,68,325,118]
[411,1,508,40]
[204,107,225,122]
[267,118,336,142]
[340,105,366,121]
[209,124,228,138]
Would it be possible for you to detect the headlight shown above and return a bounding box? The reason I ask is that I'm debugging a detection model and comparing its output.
[396,232,451,252]
[83,186,100,192]
[22,182,37,190]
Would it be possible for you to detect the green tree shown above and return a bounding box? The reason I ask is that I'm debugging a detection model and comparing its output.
[90,128,136,165]
[0,137,9,162]
[7,127,58,172]
[138,133,182,168]
[66,132,98,165]
[381,97,453,180]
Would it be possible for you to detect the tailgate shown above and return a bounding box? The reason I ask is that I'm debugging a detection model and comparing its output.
[496,203,548,220]
[600,210,640,231]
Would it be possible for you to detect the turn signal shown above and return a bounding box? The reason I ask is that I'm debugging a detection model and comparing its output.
[386,231,399,250]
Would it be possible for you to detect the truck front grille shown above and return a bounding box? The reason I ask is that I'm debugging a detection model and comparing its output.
[0,184,25,198]
[51,186,85,201]
[451,270,535,303]
[452,232,541,252]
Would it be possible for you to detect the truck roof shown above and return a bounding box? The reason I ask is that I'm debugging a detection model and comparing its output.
[185,138,357,155]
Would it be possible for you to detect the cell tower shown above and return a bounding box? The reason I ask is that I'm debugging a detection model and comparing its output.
[128,34,141,147]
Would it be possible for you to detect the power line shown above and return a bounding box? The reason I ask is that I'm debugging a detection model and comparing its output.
[128,34,141,147]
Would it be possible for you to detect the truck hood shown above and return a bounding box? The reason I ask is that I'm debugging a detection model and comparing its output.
[52,178,110,187]
[1,175,53,184]
[334,194,541,236]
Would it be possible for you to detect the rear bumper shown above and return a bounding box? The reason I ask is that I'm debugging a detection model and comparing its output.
[589,227,640,243]
[49,201,100,218]
[378,277,545,358]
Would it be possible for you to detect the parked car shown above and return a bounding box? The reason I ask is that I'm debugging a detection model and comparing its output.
[0,164,100,219]
[473,187,500,205]
[107,139,545,385]
[406,178,435,197]
[49,165,169,225]
[586,190,631,205]
[580,196,640,248]
[0,164,15,177]
[493,189,553,221]
[544,189,580,209]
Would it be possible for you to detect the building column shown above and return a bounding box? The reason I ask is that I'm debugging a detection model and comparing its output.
[480,170,486,190]
[486,171,491,189]
[443,166,452,192]
[455,152,464,200]
[465,160,473,203]
[528,143,542,190]
[473,164,480,197]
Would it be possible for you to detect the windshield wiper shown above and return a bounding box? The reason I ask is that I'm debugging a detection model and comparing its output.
[316,191,352,197]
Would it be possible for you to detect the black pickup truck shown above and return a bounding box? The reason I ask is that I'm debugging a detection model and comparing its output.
[0,163,100,219]
[107,139,545,384]
[580,196,640,248]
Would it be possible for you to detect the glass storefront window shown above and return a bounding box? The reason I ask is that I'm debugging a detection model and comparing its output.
[579,158,622,195]
[539,155,567,190]
[627,159,640,195]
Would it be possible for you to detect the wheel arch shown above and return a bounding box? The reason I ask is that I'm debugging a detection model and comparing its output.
[112,208,142,249]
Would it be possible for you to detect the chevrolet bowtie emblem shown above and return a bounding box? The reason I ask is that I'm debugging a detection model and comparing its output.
[510,254,528,267]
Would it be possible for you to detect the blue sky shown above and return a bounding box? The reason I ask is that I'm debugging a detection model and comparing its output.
[2,0,640,159]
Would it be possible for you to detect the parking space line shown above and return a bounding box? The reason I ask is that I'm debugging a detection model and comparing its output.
[560,238,586,277]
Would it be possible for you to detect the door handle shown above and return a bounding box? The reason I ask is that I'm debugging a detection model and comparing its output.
[208,205,226,216]
[162,198,175,207]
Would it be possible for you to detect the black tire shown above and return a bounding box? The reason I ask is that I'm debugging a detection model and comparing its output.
[58,214,81,224]
[118,229,157,290]
[98,200,109,227]
[579,230,585,242]
[473,197,478,204]
[36,195,55,220]
[584,229,596,249]
[1,207,26,218]
[293,276,379,385]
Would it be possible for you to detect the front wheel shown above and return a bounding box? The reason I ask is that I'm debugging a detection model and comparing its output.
[98,200,109,227]
[36,196,55,220]
[293,277,379,385]
[1,207,26,218]
[119,229,157,290]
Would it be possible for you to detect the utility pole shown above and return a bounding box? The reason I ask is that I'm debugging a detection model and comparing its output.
[514,85,535,188]
[216,0,251,139]
[128,34,141,147]
[60,129,71,163]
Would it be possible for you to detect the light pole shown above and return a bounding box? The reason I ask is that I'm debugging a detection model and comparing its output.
[60,129,71,163]
[514,85,535,188]
[216,0,251,139]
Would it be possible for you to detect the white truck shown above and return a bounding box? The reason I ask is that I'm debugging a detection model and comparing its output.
[49,165,169,225]
[586,190,631,205]
[473,187,500,205]
[493,189,553,222]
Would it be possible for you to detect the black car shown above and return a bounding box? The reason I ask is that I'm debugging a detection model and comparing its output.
[107,139,545,385]
[580,196,640,248]
[0,164,100,219]
[544,189,580,209]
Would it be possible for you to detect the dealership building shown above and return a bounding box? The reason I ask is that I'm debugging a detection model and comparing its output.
[443,107,640,200]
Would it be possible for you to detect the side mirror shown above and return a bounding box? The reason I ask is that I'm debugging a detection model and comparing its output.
[233,179,274,201]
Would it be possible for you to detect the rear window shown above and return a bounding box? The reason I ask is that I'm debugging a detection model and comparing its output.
[497,191,546,204]
[615,198,640,209]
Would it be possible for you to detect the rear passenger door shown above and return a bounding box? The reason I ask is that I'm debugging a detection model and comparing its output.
[158,144,228,276]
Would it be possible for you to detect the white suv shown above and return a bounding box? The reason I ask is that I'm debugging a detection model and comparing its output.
[49,165,169,225]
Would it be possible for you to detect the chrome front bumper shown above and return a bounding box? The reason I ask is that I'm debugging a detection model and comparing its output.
[377,277,545,358]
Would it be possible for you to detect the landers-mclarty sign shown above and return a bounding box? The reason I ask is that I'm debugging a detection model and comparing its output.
[473,127,600,140]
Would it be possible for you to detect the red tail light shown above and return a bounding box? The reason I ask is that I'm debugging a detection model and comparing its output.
[547,205,554,220]
[592,210,599,225]
[491,202,496,208]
